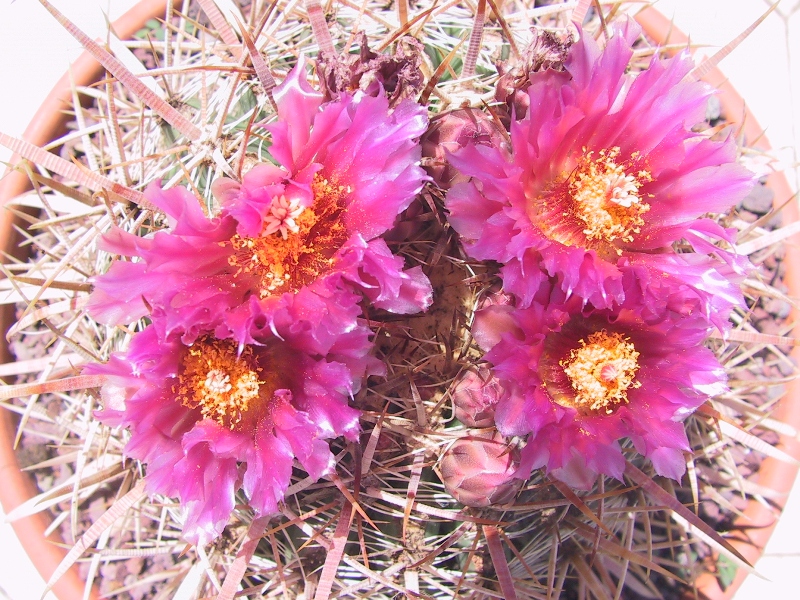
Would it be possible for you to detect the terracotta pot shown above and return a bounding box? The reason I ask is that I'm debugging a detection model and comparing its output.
[0,2,169,599]
[635,7,800,599]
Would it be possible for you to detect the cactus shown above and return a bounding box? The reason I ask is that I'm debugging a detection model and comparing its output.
[0,1,794,599]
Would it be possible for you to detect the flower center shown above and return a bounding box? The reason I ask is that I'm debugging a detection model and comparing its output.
[173,337,289,430]
[226,175,349,297]
[263,194,304,239]
[533,147,651,254]
[558,330,641,414]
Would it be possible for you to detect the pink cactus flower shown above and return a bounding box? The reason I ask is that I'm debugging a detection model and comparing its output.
[445,20,752,327]
[88,60,431,341]
[85,313,381,545]
[475,301,727,489]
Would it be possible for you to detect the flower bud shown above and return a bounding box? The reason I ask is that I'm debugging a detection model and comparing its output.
[495,28,573,121]
[452,365,504,427]
[315,33,424,106]
[440,431,522,507]
[421,108,508,189]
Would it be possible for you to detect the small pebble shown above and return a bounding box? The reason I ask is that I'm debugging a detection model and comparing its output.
[755,317,784,337]
[737,209,759,223]
[740,184,775,215]
[778,358,797,377]
[702,499,721,521]
[761,254,778,271]
[763,298,792,319]
[763,212,782,231]
[731,369,756,382]
[767,383,786,401]
[705,96,721,122]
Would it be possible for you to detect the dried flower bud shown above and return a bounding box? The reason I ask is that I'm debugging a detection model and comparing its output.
[316,33,424,106]
[440,431,522,507]
[421,108,508,189]
[452,365,504,427]
[495,28,573,121]
[479,288,514,309]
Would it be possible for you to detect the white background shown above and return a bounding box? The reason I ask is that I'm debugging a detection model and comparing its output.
[0,4,140,600]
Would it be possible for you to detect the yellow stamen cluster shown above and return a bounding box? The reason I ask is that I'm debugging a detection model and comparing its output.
[559,330,641,414]
[173,338,290,431]
[568,147,651,248]
[225,175,350,297]
[174,338,264,429]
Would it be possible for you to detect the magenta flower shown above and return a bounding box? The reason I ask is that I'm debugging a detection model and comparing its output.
[87,184,370,348]
[476,301,727,488]
[445,20,752,325]
[89,60,432,340]
[85,313,381,545]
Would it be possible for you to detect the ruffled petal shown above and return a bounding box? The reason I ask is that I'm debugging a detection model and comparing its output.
[337,236,433,313]
[445,19,752,327]
[268,56,325,168]
[174,422,245,545]
[91,313,367,544]
[486,304,726,486]
[242,425,294,516]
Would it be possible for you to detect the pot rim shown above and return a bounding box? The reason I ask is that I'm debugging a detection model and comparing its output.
[0,2,169,599]
[635,6,800,599]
